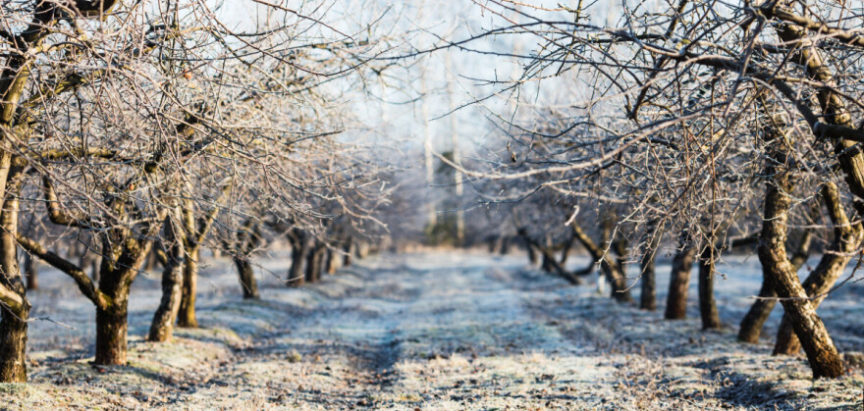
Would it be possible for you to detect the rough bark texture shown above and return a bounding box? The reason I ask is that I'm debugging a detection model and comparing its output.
[739,210,816,343]
[0,305,28,382]
[148,218,185,342]
[95,306,128,365]
[758,135,845,379]
[0,164,29,381]
[773,183,862,355]
[775,23,864,205]
[665,235,695,320]
[177,246,199,328]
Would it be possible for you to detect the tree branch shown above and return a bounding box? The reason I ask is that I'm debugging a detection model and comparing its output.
[16,233,108,309]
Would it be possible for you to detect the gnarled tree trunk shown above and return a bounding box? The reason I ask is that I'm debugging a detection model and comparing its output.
[739,208,815,343]
[773,182,862,355]
[758,127,845,378]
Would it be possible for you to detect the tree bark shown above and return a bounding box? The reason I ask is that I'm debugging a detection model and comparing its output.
[288,232,308,287]
[305,244,325,283]
[570,221,632,302]
[0,305,28,382]
[738,278,777,343]
[698,242,722,329]
[95,305,128,365]
[739,207,816,343]
[640,221,661,311]
[176,246,199,328]
[665,234,694,320]
[148,217,185,342]
[23,253,37,290]
[758,133,845,378]
[774,182,862,355]
[325,249,336,274]
[0,163,29,381]
[234,256,259,299]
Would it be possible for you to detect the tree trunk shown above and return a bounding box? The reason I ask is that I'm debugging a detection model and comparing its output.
[541,251,554,273]
[758,135,845,378]
[23,253,37,290]
[0,306,28,382]
[325,248,340,274]
[343,240,353,267]
[559,235,574,265]
[177,246,199,328]
[665,234,694,320]
[739,212,816,343]
[356,242,369,258]
[288,234,308,287]
[639,258,656,310]
[144,248,158,271]
[499,237,512,255]
[526,242,538,265]
[698,243,721,329]
[640,223,661,311]
[234,256,259,299]
[148,219,185,342]
[0,164,29,381]
[95,305,128,365]
[738,279,777,343]
[305,244,325,283]
[570,221,632,302]
[774,182,862,356]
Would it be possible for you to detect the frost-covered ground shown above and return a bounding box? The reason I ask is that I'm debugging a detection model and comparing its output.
[1,249,863,410]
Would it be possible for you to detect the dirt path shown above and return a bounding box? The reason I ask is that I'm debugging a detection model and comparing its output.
[3,250,863,409]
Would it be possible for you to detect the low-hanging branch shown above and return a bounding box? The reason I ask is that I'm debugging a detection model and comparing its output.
[15,233,109,310]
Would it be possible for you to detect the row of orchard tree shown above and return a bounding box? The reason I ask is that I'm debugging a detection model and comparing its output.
[443,0,864,379]
[0,0,389,382]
